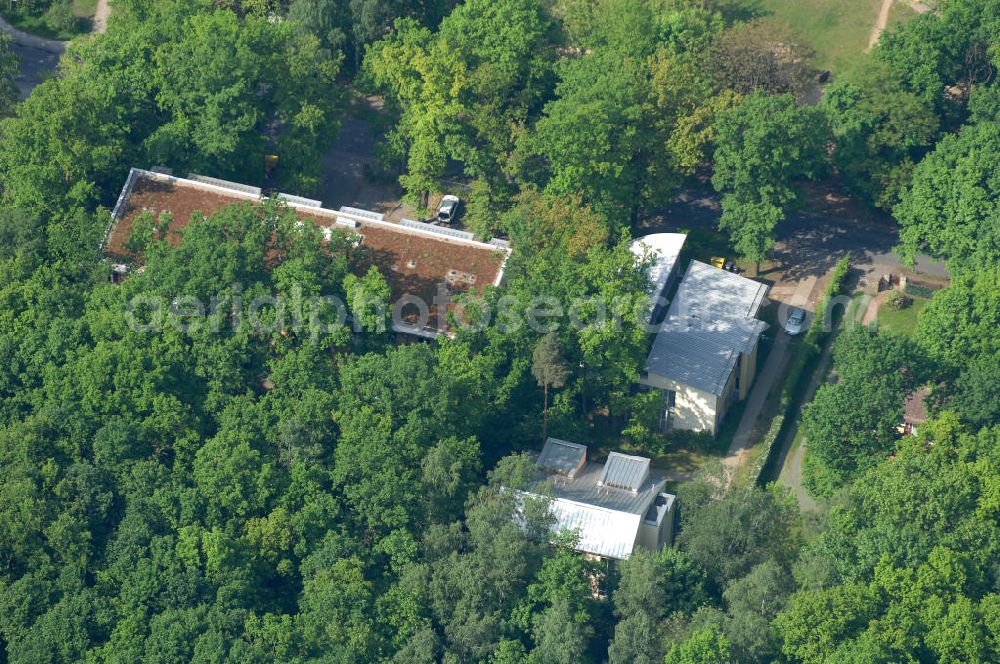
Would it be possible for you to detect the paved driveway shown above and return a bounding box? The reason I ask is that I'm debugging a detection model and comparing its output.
[642,185,948,283]
[11,43,60,98]
[0,15,66,99]
[318,113,424,222]
[722,275,818,479]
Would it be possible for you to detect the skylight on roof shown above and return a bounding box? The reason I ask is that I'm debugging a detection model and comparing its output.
[598,452,650,493]
[537,438,587,478]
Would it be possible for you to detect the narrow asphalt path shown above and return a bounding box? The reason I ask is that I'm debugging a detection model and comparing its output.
[862,289,890,326]
[772,293,872,511]
[774,339,835,513]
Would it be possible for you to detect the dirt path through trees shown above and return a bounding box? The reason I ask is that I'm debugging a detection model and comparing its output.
[868,0,894,49]
[869,0,931,49]
[93,0,111,34]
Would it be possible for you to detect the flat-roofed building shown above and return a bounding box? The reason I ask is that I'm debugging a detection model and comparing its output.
[522,438,677,560]
[102,168,511,338]
[639,260,769,435]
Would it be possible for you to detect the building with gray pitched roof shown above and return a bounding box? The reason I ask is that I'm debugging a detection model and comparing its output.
[639,260,769,435]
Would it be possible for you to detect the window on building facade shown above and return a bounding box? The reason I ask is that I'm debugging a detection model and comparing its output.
[657,389,677,432]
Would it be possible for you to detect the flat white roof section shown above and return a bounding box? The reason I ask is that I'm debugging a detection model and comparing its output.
[630,233,686,298]
[644,260,768,396]
[675,260,768,321]
[548,500,644,560]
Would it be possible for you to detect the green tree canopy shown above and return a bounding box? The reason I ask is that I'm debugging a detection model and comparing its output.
[894,121,1000,271]
[711,91,829,270]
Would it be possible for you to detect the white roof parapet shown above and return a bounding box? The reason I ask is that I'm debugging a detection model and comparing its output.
[187,174,262,197]
[400,218,477,241]
[110,168,140,222]
[110,169,512,258]
[102,167,141,253]
[279,193,323,208]
[338,206,384,221]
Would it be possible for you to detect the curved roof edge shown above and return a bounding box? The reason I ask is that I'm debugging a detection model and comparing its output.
[630,233,687,297]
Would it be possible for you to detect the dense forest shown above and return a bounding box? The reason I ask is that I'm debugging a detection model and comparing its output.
[0,0,997,662]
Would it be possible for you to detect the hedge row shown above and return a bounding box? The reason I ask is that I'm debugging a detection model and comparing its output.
[744,413,785,490]
[904,281,935,299]
[804,256,851,347]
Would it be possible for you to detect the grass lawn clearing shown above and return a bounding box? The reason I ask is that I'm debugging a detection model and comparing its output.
[676,227,732,267]
[780,428,806,477]
[73,0,98,17]
[1,5,92,40]
[877,294,928,337]
[887,0,920,31]
[759,0,884,73]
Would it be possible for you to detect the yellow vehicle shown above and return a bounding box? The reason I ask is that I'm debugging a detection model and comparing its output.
[710,256,736,271]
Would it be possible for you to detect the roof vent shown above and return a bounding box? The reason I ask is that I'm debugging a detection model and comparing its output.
[336,217,359,229]
[445,269,477,287]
